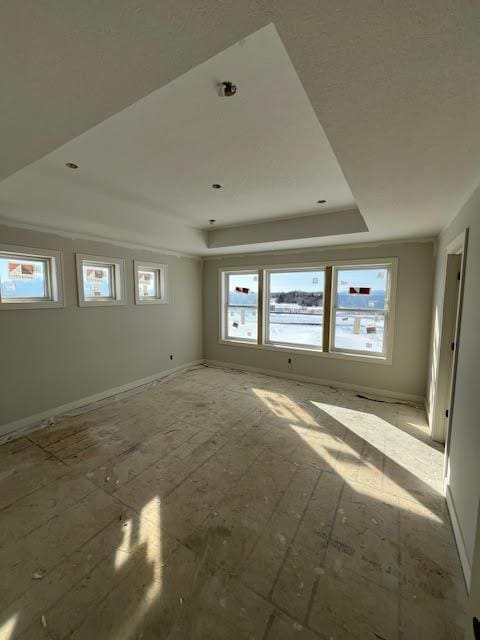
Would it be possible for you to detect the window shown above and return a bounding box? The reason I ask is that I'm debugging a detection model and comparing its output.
[219,259,396,363]
[265,268,325,349]
[331,266,390,356]
[0,244,63,309]
[76,254,125,307]
[222,271,259,343]
[134,261,168,304]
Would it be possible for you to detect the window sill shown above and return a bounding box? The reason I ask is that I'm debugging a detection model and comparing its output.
[0,300,64,310]
[78,299,126,308]
[135,298,168,305]
[218,339,392,365]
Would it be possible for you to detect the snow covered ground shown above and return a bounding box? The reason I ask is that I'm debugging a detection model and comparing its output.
[269,313,323,347]
[227,308,384,354]
[333,312,384,353]
[227,308,258,341]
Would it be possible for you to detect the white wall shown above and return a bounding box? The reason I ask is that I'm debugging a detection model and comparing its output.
[427,185,480,582]
[203,240,435,400]
[466,502,480,639]
[0,224,203,435]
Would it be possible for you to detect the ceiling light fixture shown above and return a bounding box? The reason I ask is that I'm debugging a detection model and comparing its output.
[219,81,237,97]
[65,162,79,169]
[212,184,222,189]
[317,199,327,204]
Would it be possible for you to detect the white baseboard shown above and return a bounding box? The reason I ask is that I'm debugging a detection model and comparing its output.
[446,484,472,590]
[0,359,204,444]
[204,359,424,405]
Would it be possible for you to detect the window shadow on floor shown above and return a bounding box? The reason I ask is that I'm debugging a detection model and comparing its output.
[0,366,467,639]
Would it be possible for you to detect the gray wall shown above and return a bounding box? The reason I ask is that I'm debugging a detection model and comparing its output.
[427,185,480,575]
[203,241,435,400]
[0,224,203,432]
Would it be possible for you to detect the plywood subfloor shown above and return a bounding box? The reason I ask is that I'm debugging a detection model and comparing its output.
[0,366,466,639]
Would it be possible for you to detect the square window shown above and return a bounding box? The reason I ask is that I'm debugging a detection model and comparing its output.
[0,245,63,309]
[82,263,115,300]
[138,269,158,298]
[134,261,167,304]
[76,254,125,307]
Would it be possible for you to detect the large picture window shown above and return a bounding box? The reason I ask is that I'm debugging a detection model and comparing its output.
[223,271,259,343]
[0,244,64,309]
[266,269,324,349]
[220,260,396,363]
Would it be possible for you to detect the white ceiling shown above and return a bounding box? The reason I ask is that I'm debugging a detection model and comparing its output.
[1,2,480,255]
[0,25,356,254]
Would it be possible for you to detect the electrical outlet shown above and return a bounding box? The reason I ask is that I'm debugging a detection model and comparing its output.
[170,354,174,360]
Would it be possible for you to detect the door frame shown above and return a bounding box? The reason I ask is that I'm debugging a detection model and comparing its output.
[441,229,468,484]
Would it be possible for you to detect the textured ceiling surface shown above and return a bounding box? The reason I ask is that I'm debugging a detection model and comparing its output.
[1,1,480,255]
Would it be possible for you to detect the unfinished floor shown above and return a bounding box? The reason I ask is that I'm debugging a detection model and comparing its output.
[0,365,467,639]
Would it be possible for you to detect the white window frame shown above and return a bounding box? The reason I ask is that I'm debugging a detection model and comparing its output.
[76,254,126,307]
[0,243,64,310]
[220,269,259,344]
[134,261,168,305]
[218,257,397,365]
[330,261,396,362]
[264,266,325,351]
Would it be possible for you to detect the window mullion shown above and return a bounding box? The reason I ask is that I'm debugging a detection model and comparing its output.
[224,275,228,340]
[323,266,333,352]
[257,270,264,345]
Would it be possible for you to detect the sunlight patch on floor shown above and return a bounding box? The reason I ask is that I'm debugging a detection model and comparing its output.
[288,422,340,467]
[252,387,445,518]
[290,415,443,523]
[252,389,318,426]
[0,614,18,640]
[114,497,163,640]
[344,476,443,523]
[115,518,133,569]
[311,401,444,491]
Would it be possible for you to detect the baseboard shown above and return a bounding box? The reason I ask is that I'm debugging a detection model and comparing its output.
[204,359,424,405]
[1,356,424,443]
[0,359,204,444]
[446,484,472,590]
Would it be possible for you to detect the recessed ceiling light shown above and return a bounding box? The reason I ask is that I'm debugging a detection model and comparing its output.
[212,184,222,189]
[317,199,327,204]
[65,162,79,169]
